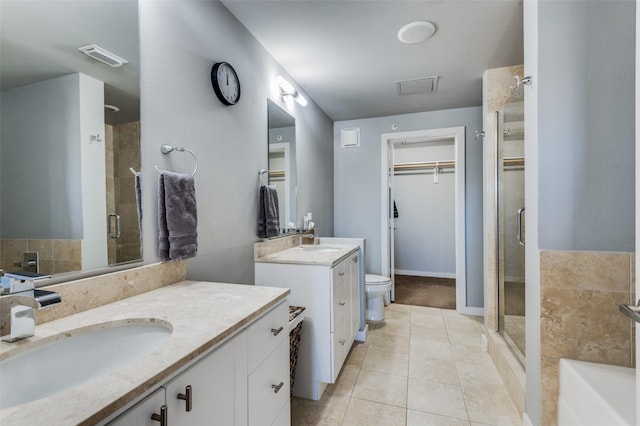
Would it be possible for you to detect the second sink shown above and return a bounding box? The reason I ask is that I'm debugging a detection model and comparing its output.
[0,319,172,409]
[300,245,342,253]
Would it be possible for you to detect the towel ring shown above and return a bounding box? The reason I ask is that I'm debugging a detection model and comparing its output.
[154,144,198,176]
[258,168,270,185]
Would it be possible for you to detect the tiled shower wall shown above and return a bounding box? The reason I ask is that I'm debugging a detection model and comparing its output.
[106,122,142,265]
[0,239,82,275]
[539,250,635,425]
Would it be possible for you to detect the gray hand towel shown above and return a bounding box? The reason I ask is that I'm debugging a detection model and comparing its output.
[158,171,198,261]
[258,185,280,238]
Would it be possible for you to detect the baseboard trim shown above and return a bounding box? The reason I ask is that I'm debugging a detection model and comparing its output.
[355,324,368,342]
[458,306,484,316]
[394,269,456,279]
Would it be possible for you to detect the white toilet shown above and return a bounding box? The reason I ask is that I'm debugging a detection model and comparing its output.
[365,274,392,321]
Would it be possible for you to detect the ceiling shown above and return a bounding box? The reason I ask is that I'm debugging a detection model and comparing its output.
[0,0,139,125]
[223,0,524,121]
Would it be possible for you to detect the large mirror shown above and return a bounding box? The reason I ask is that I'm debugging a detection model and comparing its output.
[0,0,141,279]
[267,99,297,233]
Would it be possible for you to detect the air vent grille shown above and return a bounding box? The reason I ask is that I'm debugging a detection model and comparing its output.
[395,76,439,96]
[78,45,128,68]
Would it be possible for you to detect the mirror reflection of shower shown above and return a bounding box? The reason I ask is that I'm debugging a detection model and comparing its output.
[498,78,526,363]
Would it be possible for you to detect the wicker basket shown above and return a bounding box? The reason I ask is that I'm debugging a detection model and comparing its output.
[289,306,305,396]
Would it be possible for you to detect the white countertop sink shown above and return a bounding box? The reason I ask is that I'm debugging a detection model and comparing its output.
[0,320,172,409]
[299,245,342,253]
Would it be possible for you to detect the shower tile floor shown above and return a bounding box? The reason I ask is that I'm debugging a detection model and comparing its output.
[291,303,521,426]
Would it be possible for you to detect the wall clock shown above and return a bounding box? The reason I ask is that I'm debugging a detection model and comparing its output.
[211,62,241,106]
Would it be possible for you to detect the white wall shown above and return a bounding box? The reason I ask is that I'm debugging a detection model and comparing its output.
[139,0,334,284]
[79,74,107,270]
[334,106,484,307]
[524,1,635,424]
[393,141,456,277]
[1,73,89,240]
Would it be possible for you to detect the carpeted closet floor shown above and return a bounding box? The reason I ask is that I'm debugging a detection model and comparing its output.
[393,275,456,309]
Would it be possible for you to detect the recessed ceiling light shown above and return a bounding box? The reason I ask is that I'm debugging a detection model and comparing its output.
[397,21,436,44]
[104,104,120,112]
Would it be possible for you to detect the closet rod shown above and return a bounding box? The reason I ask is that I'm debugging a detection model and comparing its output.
[503,157,525,167]
[269,170,285,178]
[394,160,455,171]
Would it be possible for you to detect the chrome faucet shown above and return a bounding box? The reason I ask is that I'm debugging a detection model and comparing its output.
[1,273,61,342]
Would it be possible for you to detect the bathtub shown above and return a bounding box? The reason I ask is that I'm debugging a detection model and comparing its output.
[558,358,636,425]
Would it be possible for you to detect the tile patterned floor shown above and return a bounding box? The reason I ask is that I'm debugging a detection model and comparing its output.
[291,304,522,426]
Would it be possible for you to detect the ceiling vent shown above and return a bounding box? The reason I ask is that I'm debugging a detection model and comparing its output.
[395,76,439,96]
[78,44,128,67]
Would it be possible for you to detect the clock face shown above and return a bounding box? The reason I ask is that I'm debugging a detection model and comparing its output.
[211,62,241,105]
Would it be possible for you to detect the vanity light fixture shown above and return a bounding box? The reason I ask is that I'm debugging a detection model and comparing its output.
[276,75,308,107]
[397,21,436,44]
[78,44,128,67]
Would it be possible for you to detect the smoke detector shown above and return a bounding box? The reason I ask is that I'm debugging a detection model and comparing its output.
[395,76,439,96]
[78,45,128,67]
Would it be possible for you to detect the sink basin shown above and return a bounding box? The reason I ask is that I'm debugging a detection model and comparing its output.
[300,245,342,253]
[0,319,172,409]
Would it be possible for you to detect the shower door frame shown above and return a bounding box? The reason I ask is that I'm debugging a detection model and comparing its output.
[380,126,479,315]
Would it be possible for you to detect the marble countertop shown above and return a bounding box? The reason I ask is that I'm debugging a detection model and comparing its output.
[255,244,359,267]
[0,281,289,425]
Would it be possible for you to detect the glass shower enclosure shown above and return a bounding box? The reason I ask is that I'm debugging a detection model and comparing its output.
[497,86,526,363]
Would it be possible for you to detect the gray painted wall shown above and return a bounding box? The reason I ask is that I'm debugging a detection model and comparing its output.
[334,106,484,307]
[139,0,333,284]
[1,73,87,240]
[538,0,635,252]
[525,1,635,424]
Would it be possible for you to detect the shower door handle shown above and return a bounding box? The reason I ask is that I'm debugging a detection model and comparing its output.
[516,208,525,246]
[108,213,121,239]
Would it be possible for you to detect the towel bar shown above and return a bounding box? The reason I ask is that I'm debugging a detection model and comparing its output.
[154,144,198,176]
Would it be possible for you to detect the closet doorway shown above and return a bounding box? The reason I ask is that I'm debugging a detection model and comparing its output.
[380,127,471,314]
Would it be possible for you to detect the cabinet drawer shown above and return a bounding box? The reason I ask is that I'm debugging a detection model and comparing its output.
[248,301,288,373]
[248,340,289,425]
[330,319,349,383]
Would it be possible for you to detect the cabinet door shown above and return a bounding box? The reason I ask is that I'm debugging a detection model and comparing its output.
[248,340,290,425]
[107,388,166,426]
[165,331,248,426]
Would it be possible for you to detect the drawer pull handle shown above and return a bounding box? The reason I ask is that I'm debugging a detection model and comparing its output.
[272,381,285,393]
[338,272,345,276]
[151,405,168,425]
[177,385,192,412]
[271,326,284,336]
[338,302,346,306]
[339,339,346,345]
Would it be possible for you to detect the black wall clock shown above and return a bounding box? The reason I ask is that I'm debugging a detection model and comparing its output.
[211,62,241,106]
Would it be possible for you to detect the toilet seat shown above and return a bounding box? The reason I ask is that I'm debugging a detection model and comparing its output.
[365,274,391,285]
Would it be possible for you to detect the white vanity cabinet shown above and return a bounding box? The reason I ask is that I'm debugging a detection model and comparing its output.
[106,388,167,426]
[255,249,361,400]
[108,301,289,426]
[164,330,248,425]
